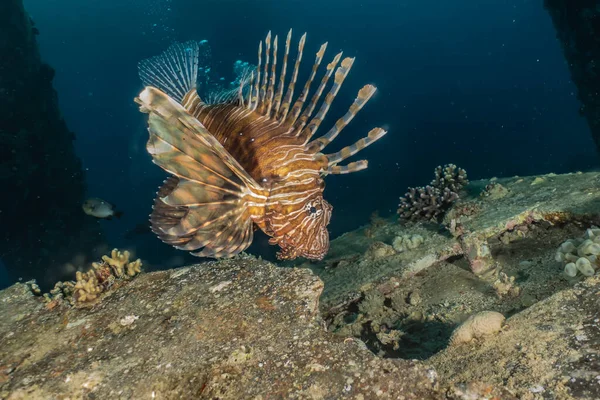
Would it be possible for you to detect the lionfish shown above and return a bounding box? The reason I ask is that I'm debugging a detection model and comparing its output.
[135,30,386,261]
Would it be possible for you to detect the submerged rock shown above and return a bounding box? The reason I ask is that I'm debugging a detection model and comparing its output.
[0,258,439,399]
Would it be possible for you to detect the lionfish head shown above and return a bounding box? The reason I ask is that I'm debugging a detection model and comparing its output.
[267,194,333,261]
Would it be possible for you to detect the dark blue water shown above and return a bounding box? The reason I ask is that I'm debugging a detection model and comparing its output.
[22,0,596,269]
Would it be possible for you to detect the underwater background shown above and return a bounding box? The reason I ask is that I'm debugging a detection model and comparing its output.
[2,0,596,287]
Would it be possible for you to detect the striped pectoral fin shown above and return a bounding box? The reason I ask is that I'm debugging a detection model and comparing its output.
[137,86,263,192]
[138,86,266,258]
[324,127,387,166]
[326,160,368,175]
[306,85,377,152]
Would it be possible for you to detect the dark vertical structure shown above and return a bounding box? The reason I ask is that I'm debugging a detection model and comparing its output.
[0,0,104,286]
[544,1,600,154]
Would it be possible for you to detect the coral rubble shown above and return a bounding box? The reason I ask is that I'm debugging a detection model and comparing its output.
[0,0,104,284]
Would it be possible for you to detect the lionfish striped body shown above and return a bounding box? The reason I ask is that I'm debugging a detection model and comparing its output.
[135,30,386,260]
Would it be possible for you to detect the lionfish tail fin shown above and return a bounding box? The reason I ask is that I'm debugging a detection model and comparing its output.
[323,128,387,172]
[138,41,202,105]
[136,86,265,258]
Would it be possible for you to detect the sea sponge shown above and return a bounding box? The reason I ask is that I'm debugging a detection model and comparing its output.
[449,311,505,346]
[556,228,600,277]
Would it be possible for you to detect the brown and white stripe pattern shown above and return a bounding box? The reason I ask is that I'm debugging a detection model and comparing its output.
[136,29,386,261]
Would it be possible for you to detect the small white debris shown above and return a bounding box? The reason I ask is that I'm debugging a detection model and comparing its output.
[529,385,544,393]
[120,315,139,326]
[210,280,232,293]
[66,318,88,329]
[87,347,93,352]
[170,267,190,279]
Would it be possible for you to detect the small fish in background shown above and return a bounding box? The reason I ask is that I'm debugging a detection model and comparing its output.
[82,198,123,220]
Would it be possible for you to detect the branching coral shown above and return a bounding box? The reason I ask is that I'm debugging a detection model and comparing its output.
[431,164,469,193]
[98,249,142,278]
[398,164,469,222]
[43,248,142,305]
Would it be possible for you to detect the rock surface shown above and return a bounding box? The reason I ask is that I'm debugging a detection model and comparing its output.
[430,274,600,399]
[0,258,440,399]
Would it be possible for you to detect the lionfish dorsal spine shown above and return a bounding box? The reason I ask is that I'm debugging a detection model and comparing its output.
[307,84,377,151]
[251,40,262,110]
[299,57,355,142]
[257,31,273,115]
[292,51,343,137]
[264,35,278,116]
[277,33,306,122]
[283,42,328,129]
[270,29,292,117]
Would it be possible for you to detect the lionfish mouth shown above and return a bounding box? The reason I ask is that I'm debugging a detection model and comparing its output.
[274,229,329,261]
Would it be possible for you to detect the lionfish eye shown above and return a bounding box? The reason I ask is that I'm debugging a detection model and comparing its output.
[309,206,317,214]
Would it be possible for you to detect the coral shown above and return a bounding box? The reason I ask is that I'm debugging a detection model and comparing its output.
[392,234,424,253]
[99,249,142,278]
[42,249,142,305]
[492,272,521,298]
[555,228,600,277]
[398,186,458,222]
[376,329,404,351]
[398,164,468,222]
[431,164,469,193]
[73,271,102,303]
[449,311,505,346]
